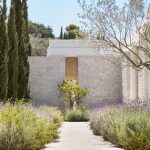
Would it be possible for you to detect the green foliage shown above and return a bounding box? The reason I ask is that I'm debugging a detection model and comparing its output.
[7,0,18,102]
[58,80,89,109]
[59,24,86,39]
[65,24,85,39]
[64,108,89,122]
[28,21,55,38]
[59,26,63,39]
[14,0,30,99]
[32,106,64,127]
[30,35,49,56]
[22,0,30,98]
[0,0,9,102]
[0,102,63,150]
[90,105,150,150]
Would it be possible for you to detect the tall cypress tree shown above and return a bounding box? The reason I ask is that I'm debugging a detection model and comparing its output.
[22,0,30,98]
[14,0,27,99]
[8,0,18,102]
[60,26,63,39]
[0,0,9,102]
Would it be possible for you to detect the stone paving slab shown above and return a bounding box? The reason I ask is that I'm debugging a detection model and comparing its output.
[44,122,123,150]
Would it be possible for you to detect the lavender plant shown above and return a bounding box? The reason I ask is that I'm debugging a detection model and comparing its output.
[90,103,150,149]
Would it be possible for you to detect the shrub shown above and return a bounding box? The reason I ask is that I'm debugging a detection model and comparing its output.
[31,105,63,127]
[65,108,89,122]
[58,80,89,109]
[90,105,150,150]
[30,35,49,56]
[0,102,63,150]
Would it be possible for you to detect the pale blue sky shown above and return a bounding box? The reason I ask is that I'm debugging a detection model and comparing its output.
[8,0,149,37]
[28,0,82,37]
[27,0,126,37]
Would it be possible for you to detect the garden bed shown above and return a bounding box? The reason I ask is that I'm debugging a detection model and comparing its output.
[0,102,63,150]
[90,104,150,150]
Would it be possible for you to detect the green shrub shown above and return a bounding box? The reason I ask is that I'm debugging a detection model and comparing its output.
[90,105,150,150]
[31,106,63,127]
[65,108,89,122]
[58,80,89,109]
[0,102,63,150]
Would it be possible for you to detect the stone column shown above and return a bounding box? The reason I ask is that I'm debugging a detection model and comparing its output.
[144,68,148,100]
[130,67,138,100]
[122,60,130,101]
[129,48,138,100]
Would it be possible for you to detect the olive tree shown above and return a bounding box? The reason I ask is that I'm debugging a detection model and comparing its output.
[78,0,150,70]
[58,80,89,109]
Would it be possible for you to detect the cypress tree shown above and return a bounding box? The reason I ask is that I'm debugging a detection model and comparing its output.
[14,0,27,99]
[8,0,18,102]
[64,32,69,39]
[22,0,31,56]
[60,26,63,39]
[22,0,30,98]
[0,0,9,102]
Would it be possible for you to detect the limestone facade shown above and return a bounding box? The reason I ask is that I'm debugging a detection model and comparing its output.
[29,56,122,107]
[122,65,150,101]
[29,40,150,107]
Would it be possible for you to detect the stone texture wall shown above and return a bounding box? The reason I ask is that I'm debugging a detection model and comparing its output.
[29,56,65,107]
[122,65,150,101]
[122,64,130,100]
[29,56,123,107]
[78,56,122,106]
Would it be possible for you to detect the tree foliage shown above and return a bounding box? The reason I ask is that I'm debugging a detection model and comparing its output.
[30,35,49,56]
[59,24,85,39]
[59,26,63,39]
[28,21,55,39]
[0,0,9,102]
[14,0,30,99]
[78,0,150,70]
[58,80,89,109]
[7,0,18,102]
[65,24,85,39]
[22,0,30,98]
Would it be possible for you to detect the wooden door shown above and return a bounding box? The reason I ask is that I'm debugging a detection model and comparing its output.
[65,57,78,80]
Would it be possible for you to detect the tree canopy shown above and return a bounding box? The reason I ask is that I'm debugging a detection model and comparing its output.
[78,0,150,70]
[28,21,55,39]
[59,24,85,39]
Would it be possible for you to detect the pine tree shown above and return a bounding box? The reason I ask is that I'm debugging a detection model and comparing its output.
[22,0,30,98]
[8,0,18,102]
[0,0,9,102]
[14,0,27,99]
[60,26,63,39]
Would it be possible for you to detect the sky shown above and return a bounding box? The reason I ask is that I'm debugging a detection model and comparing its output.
[28,0,82,37]
[8,0,148,37]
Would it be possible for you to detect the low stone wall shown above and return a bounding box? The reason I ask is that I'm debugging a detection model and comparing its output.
[29,56,122,107]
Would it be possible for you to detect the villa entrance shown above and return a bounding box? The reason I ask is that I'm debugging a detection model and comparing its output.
[65,57,78,80]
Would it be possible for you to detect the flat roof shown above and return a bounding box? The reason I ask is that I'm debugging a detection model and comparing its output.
[47,40,102,57]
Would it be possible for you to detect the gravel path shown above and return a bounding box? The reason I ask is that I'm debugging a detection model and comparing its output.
[44,122,123,150]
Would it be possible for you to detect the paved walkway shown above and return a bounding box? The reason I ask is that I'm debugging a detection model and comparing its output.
[44,122,123,150]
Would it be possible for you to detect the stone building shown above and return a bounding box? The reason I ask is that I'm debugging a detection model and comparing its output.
[29,40,122,107]
[122,64,150,102]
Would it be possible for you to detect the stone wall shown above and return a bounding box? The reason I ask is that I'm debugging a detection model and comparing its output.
[29,56,122,107]
[122,65,150,101]
[29,56,65,107]
[122,65,130,100]
[78,56,122,106]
